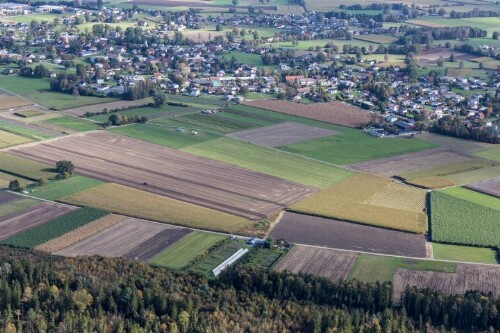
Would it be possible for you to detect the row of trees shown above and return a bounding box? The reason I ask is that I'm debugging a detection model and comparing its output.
[432,116,500,143]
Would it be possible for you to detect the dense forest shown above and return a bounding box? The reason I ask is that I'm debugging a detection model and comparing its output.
[0,246,498,333]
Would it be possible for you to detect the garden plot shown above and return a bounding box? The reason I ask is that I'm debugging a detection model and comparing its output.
[56,217,183,258]
[271,212,427,257]
[393,264,500,298]
[8,131,316,220]
[228,122,337,147]
[0,202,76,240]
[348,149,472,177]
[274,245,358,280]
[465,177,500,198]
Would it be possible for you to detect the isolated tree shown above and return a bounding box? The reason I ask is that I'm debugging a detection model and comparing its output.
[449,53,455,62]
[8,180,22,192]
[33,64,49,78]
[437,56,444,67]
[56,160,74,176]
[493,31,499,40]
[239,86,249,96]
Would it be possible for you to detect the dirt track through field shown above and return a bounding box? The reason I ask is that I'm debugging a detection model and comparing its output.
[8,131,316,219]
[465,177,500,198]
[348,149,472,177]
[0,202,76,240]
[228,122,337,147]
[274,245,357,280]
[271,212,427,257]
[56,217,176,258]
[124,227,192,261]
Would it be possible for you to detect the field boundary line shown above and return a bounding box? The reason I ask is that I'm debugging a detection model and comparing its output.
[293,243,500,268]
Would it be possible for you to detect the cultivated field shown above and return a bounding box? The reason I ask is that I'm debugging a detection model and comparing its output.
[0,197,40,218]
[61,183,252,233]
[0,152,56,180]
[56,217,184,259]
[432,243,498,265]
[430,191,500,247]
[0,191,18,205]
[228,122,337,147]
[271,212,427,257]
[0,202,76,240]
[289,174,428,233]
[353,34,398,44]
[348,149,472,177]
[125,227,192,261]
[242,100,371,128]
[406,176,455,189]
[465,177,500,198]
[0,130,31,148]
[61,98,152,116]
[14,110,44,118]
[35,214,127,253]
[8,131,316,220]
[397,159,494,181]
[274,245,358,280]
[393,264,500,298]
[0,95,33,110]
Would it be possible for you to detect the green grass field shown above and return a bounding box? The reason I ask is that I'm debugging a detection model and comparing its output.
[432,243,498,265]
[44,117,100,132]
[0,152,56,180]
[0,121,53,141]
[280,133,437,165]
[28,176,104,201]
[0,171,31,189]
[172,113,257,134]
[474,146,500,163]
[430,191,500,247]
[0,197,40,218]
[440,187,500,210]
[110,123,220,149]
[348,254,457,283]
[88,105,197,122]
[1,207,108,249]
[0,130,31,148]
[14,110,44,118]
[182,137,354,189]
[190,239,248,277]
[444,166,500,184]
[0,74,116,110]
[149,232,226,269]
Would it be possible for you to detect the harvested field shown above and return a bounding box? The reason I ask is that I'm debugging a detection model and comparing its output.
[0,95,33,110]
[35,214,127,253]
[56,217,177,258]
[60,99,149,116]
[124,227,192,261]
[393,264,500,298]
[228,122,337,147]
[288,174,428,234]
[271,212,427,257]
[14,109,44,118]
[0,191,18,205]
[0,202,76,240]
[407,176,456,189]
[348,149,472,177]
[397,159,494,181]
[242,100,371,128]
[465,177,500,198]
[9,131,316,220]
[274,245,357,280]
[62,183,251,233]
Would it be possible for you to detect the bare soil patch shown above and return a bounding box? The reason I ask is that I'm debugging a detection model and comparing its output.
[9,131,316,220]
[124,227,192,261]
[348,149,472,177]
[393,264,500,298]
[0,191,18,205]
[228,122,337,147]
[271,212,427,257]
[0,202,76,240]
[61,99,150,116]
[418,47,476,65]
[465,177,500,198]
[274,245,357,280]
[242,100,371,128]
[55,217,178,258]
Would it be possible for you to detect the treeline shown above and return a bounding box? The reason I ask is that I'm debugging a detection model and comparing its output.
[432,116,500,144]
[450,9,500,18]
[400,26,487,45]
[0,247,499,333]
[339,3,405,11]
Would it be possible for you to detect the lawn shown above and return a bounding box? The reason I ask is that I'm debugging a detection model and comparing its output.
[182,137,355,189]
[148,232,226,269]
[280,133,437,165]
[0,152,56,180]
[110,123,221,149]
[0,74,116,110]
[61,183,252,233]
[28,176,104,201]
[474,146,500,163]
[44,117,100,132]
[440,187,500,210]
[432,243,498,265]
[348,254,457,283]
